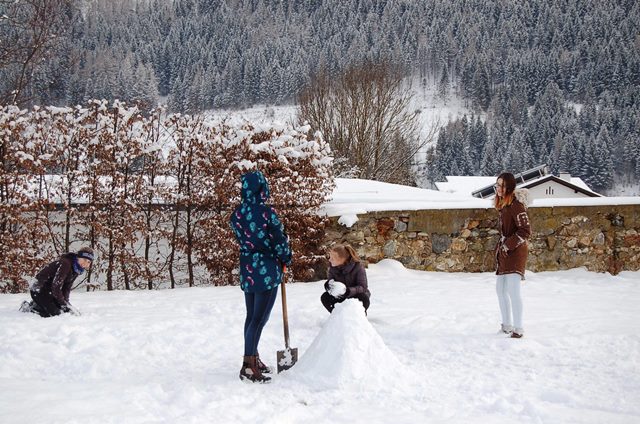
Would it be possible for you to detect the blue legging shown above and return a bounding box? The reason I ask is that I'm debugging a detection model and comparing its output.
[244,287,279,356]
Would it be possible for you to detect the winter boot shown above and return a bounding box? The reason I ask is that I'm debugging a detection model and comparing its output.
[499,324,513,335]
[510,328,524,338]
[19,300,33,313]
[239,356,271,383]
[256,355,272,374]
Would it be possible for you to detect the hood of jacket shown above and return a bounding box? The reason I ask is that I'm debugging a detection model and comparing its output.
[241,171,270,205]
[514,188,531,208]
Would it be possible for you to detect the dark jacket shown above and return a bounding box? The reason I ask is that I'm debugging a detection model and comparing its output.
[230,171,292,293]
[31,253,81,306]
[495,189,531,278]
[327,260,370,299]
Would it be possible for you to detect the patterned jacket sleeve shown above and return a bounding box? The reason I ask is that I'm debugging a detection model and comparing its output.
[266,206,292,265]
[504,201,531,251]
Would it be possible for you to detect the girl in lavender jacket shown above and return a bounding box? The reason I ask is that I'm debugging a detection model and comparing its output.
[321,244,370,313]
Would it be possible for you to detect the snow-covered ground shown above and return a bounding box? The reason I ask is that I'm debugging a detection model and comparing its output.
[2,260,639,424]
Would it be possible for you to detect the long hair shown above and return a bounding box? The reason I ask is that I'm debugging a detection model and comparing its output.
[329,244,361,263]
[494,172,516,210]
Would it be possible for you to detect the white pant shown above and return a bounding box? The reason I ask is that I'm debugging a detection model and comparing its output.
[496,273,523,331]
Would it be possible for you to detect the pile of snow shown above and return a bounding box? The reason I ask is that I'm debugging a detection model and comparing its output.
[337,214,359,228]
[289,299,411,391]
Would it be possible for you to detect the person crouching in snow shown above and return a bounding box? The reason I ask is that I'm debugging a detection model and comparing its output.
[494,172,531,338]
[321,244,370,313]
[19,247,94,317]
[230,170,292,383]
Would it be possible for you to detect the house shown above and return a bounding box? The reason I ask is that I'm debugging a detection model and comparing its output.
[435,165,601,199]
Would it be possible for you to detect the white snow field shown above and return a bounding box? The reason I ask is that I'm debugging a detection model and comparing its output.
[1,260,639,424]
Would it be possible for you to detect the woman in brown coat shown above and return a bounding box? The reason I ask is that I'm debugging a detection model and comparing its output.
[494,173,531,338]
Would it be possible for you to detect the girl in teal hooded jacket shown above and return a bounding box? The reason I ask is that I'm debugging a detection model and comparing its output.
[230,171,292,382]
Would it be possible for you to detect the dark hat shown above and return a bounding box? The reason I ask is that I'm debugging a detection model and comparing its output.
[77,246,94,261]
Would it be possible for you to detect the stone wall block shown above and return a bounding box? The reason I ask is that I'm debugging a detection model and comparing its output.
[394,220,408,232]
[560,224,579,236]
[376,218,395,238]
[624,234,640,247]
[578,235,592,248]
[571,215,588,224]
[593,232,605,246]
[431,233,452,254]
[346,231,365,244]
[546,236,557,250]
[383,240,398,257]
[451,239,467,252]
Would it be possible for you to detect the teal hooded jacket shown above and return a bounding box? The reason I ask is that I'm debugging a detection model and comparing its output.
[230,171,292,292]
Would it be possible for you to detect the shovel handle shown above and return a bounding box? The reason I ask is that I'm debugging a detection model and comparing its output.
[281,269,291,349]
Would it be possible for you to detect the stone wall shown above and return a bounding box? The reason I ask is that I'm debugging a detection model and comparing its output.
[324,204,640,275]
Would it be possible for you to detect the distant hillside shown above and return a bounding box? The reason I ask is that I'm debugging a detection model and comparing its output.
[1,0,638,192]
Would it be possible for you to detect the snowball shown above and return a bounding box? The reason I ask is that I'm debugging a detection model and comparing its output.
[327,280,346,298]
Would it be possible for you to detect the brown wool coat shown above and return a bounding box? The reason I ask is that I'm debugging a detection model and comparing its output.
[495,189,531,278]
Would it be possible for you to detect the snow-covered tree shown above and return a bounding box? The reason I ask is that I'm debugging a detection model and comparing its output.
[582,126,614,192]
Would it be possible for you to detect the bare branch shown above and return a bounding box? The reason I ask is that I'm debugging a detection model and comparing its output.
[298,61,424,184]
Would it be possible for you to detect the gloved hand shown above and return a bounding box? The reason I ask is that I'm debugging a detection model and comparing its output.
[324,279,333,292]
[327,280,347,299]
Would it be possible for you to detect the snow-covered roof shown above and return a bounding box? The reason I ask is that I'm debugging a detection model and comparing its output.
[435,175,596,197]
[521,175,600,196]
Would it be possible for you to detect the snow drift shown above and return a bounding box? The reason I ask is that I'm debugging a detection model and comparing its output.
[289,299,412,391]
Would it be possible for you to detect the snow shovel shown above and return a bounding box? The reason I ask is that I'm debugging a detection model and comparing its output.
[277,267,298,373]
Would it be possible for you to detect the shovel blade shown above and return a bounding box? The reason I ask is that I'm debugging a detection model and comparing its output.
[276,347,298,373]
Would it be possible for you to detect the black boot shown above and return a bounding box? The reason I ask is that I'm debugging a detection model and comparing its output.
[256,355,272,374]
[239,356,271,383]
